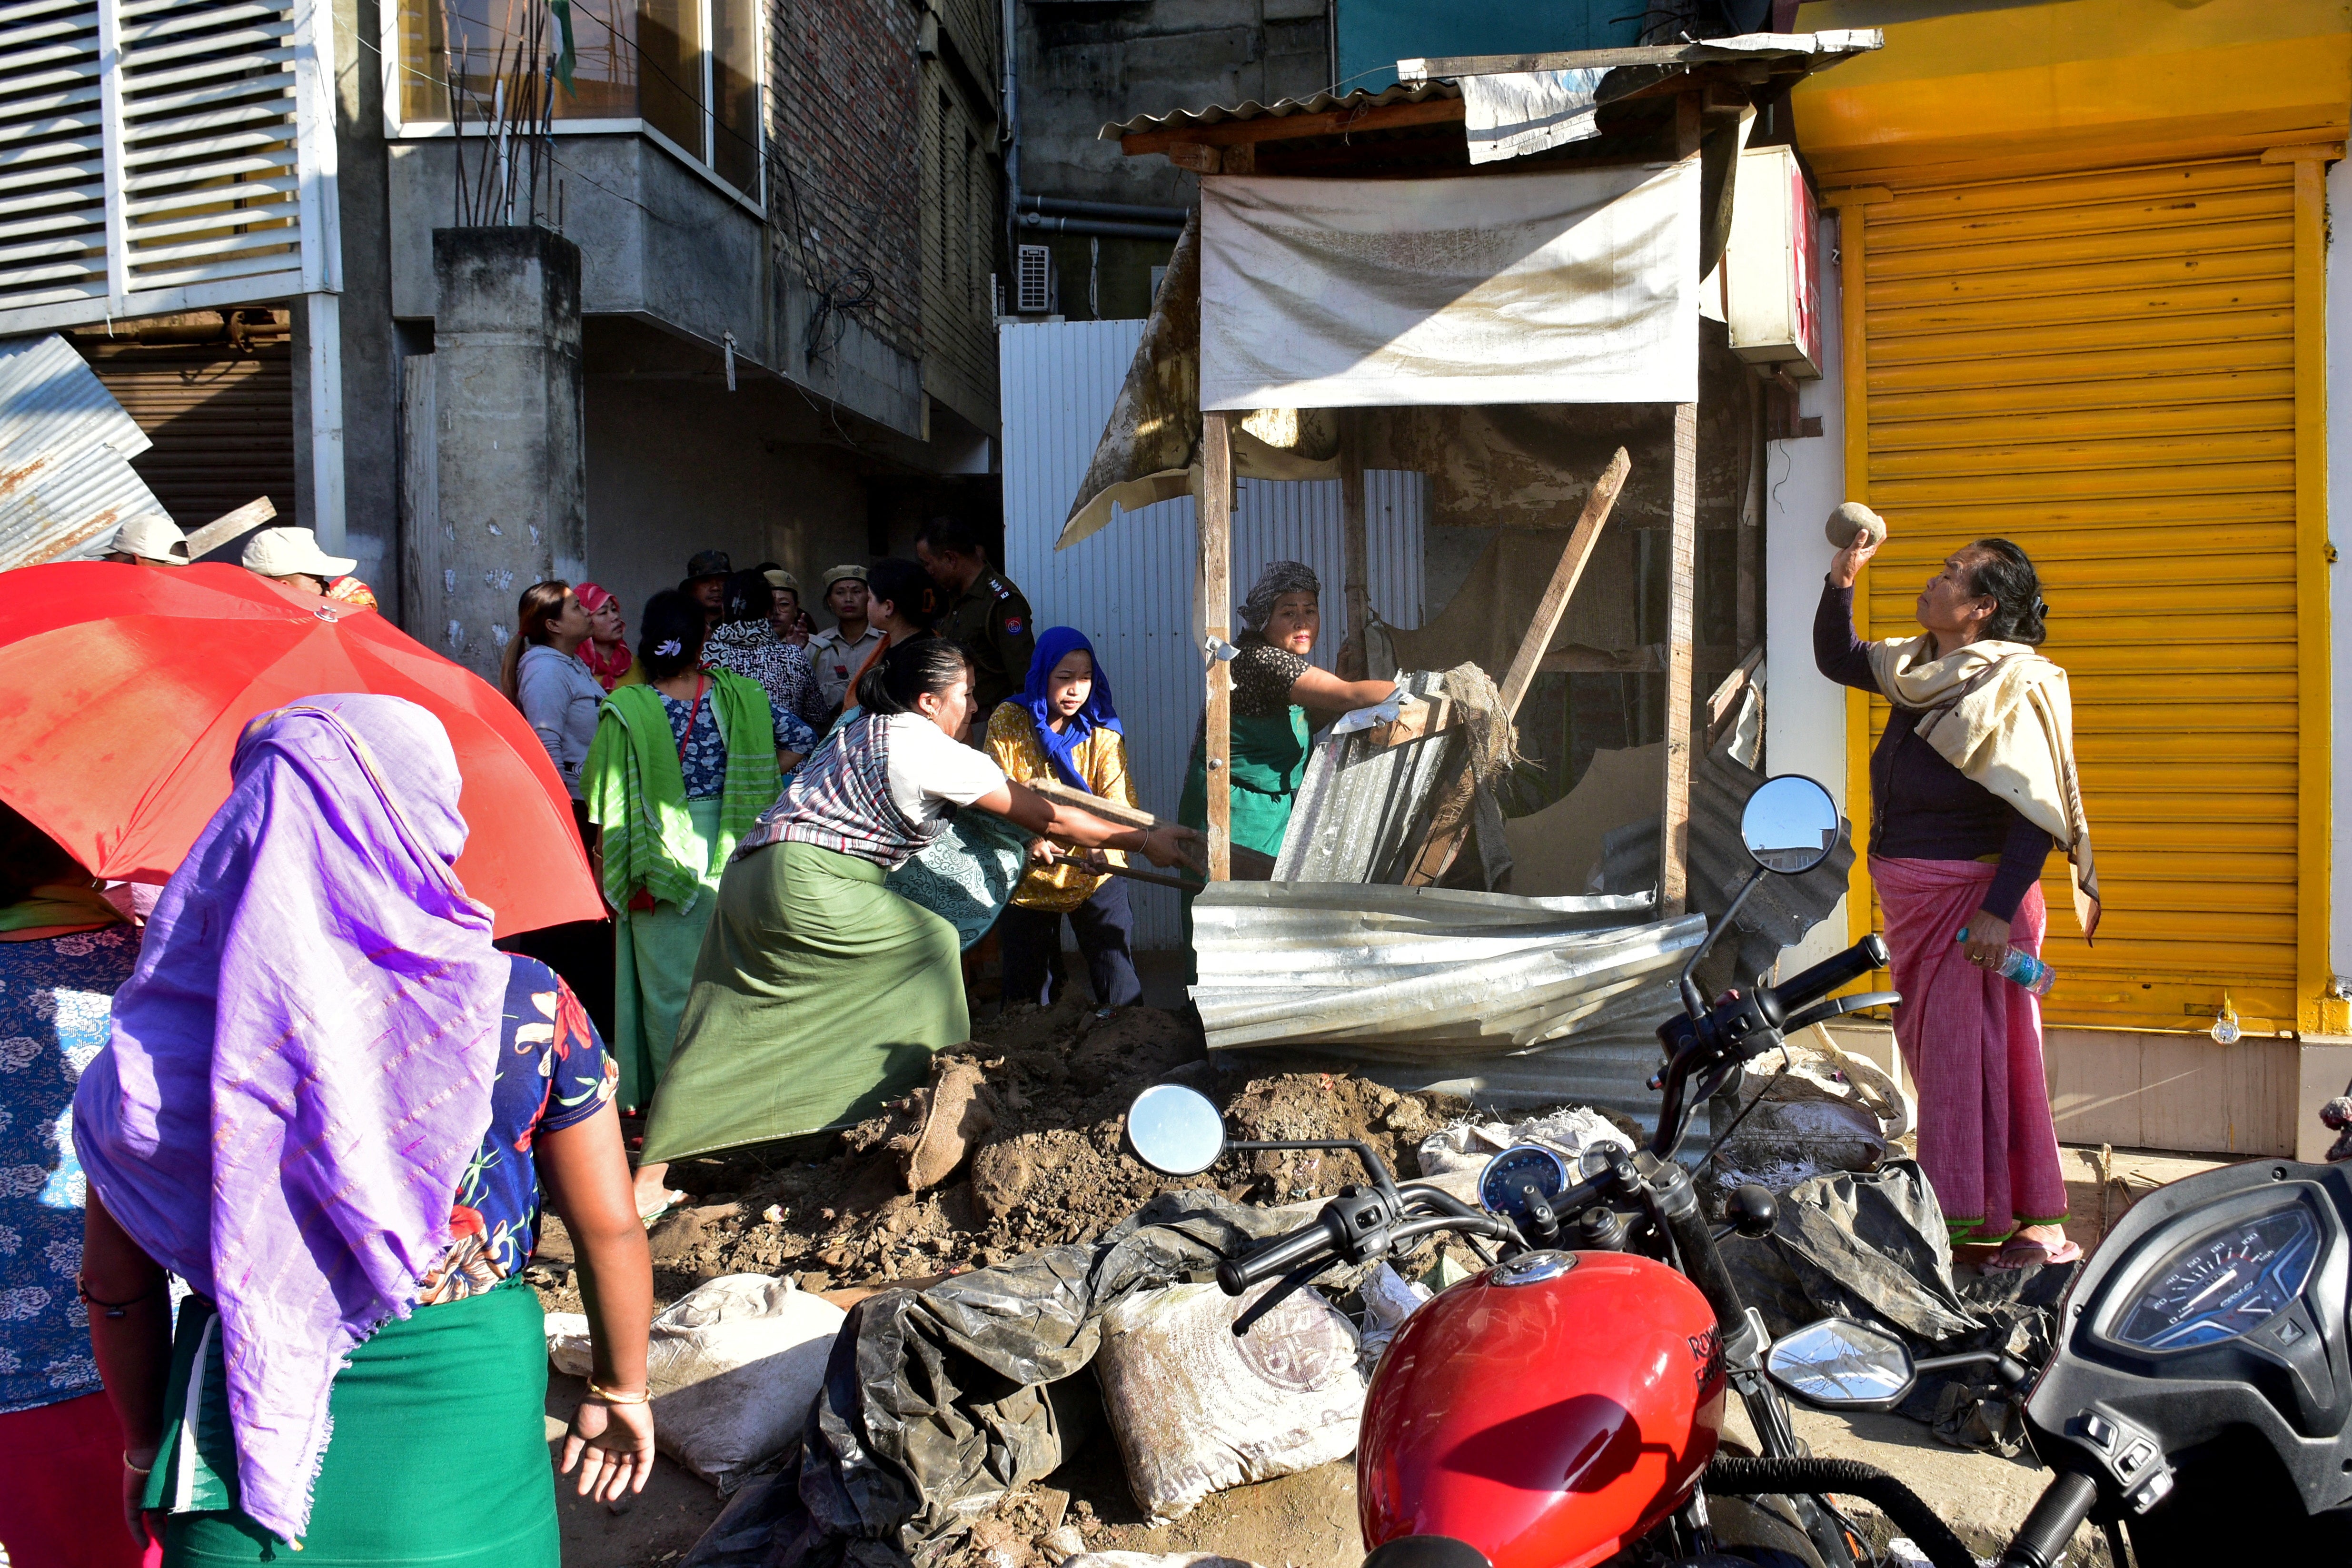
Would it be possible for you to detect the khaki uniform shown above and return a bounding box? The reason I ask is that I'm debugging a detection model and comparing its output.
[808,623,885,715]
[944,566,1036,716]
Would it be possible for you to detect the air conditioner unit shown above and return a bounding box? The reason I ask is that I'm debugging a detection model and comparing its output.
[1015,244,1053,313]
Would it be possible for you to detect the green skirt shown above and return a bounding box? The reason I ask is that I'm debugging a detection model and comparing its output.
[642,840,968,1162]
[146,1283,555,1565]
[615,793,727,1111]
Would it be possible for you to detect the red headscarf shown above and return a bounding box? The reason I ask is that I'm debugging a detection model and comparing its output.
[574,581,634,690]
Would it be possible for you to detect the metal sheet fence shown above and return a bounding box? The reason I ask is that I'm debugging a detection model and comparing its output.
[1001,318,1427,947]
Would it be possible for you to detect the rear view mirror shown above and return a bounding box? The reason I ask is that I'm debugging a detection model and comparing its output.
[1125,1083,1227,1176]
[1766,1317,1917,1410]
[1740,775,1840,876]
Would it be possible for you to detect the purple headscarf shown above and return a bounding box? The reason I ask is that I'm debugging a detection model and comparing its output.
[74,695,508,1544]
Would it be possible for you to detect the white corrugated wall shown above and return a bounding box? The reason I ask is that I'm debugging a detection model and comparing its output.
[1001,319,1426,948]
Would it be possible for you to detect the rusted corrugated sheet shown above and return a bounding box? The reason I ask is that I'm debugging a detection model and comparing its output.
[1099,82,1461,142]
[0,334,162,571]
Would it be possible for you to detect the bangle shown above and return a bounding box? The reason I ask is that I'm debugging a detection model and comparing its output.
[586,1380,650,1405]
[124,1452,153,1475]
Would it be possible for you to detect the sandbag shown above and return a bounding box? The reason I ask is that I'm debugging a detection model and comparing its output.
[551,1274,847,1486]
[1095,1281,1365,1521]
[1710,1035,1911,1187]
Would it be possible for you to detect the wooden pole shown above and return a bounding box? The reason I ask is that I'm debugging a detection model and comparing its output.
[1660,91,1702,920]
[1498,447,1629,719]
[1340,413,1369,659]
[1201,410,1235,881]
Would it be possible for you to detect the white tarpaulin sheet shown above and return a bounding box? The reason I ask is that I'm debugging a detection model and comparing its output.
[1460,68,1608,165]
[1198,159,1699,412]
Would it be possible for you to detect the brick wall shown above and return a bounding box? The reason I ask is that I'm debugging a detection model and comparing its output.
[769,0,923,360]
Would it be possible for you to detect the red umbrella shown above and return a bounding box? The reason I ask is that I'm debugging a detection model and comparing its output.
[0,562,601,936]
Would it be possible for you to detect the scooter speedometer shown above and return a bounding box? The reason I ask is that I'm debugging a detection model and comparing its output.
[1479,1144,1572,1222]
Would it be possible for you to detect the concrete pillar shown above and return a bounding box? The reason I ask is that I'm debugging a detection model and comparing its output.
[429,226,586,680]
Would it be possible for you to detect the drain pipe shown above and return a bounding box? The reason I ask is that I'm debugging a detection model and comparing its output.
[1001,0,1020,269]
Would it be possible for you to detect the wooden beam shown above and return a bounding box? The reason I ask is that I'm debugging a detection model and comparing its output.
[1660,92,1702,921]
[1340,413,1368,664]
[1201,410,1234,882]
[1397,32,1880,82]
[1498,447,1630,719]
[1121,95,1465,156]
[182,494,278,559]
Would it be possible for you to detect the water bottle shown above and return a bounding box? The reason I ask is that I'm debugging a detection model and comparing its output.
[1955,928,2057,996]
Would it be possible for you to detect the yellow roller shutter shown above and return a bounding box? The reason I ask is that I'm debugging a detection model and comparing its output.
[1845,155,2308,1034]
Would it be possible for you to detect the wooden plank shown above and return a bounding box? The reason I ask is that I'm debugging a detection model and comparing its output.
[181,494,278,560]
[1659,92,1701,921]
[1497,446,1630,719]
[1121,95,1465,156]
[1396,35,1878,82]
[1340,412,1368,666]
[1201,410,1234,882]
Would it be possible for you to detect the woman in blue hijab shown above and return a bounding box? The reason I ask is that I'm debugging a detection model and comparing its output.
[982,628,1144,1009]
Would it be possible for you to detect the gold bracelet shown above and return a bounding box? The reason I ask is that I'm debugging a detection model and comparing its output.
[586,1380,650,1405]
[124,1451,154,1475]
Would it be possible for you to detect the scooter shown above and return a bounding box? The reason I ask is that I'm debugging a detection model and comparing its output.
[1134,772,2352,1567]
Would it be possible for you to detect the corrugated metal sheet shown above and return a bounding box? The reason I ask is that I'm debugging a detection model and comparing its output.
[1001,318,1426,948]
[1190,878,1702,1063]
[1100,81,1461,142]
[0,333,164,571]
[1275,670,1458,882]
[1851,155,2301,1032]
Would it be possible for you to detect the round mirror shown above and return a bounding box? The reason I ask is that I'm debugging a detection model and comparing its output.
[1764,1317,1916,1409]
[1125,1084,1228,1176]
[1740,775,1841,875]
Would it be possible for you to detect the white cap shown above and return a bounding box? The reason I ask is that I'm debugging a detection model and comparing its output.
[241,526,355,580]
[113,511,189,565]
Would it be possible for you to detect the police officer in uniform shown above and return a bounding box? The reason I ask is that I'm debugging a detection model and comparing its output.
[915,516,1035,716]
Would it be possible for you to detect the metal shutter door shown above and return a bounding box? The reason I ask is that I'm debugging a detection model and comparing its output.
[79,336,292,530]
[1852,156,2301,1032]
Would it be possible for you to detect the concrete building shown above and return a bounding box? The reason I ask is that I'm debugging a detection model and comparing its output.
[0,0,1003,675]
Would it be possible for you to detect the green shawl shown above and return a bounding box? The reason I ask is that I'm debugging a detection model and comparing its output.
[584,673,780,913]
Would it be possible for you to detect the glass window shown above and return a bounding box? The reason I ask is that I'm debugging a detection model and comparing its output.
[398,0,757,197]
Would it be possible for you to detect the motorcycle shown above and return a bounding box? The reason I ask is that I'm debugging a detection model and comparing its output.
[1129,773,2352,1568]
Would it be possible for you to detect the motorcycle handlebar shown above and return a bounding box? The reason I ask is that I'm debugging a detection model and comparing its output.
[1772,934,1890,1018]
[1215,1190,1517,1296]
[1216,1213,1341,1296]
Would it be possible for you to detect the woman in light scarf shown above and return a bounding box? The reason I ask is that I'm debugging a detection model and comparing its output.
[1819,530,2098,1271]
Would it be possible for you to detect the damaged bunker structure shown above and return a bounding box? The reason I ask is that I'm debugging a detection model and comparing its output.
[1062,34,1880,1131]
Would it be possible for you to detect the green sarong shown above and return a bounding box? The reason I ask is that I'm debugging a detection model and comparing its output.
[1178,707,1314,860]
[146,1283,554,1565]
[614,794,726,1109]
[642,840,966,1161]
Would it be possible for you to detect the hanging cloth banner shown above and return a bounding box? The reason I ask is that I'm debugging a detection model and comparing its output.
[1198,159,1699,412]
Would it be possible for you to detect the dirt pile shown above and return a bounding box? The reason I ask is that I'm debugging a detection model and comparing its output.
[536,993,1483,1306]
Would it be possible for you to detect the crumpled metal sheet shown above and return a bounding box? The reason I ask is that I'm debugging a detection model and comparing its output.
[0,333,161,572]
[1273,671,1455,883]
[1190,881,1704,1054]
[1098,81,1462,142]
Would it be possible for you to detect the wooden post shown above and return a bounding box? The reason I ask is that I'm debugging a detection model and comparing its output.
[1201,410,1235,881]
[1340,413,1369,658]
[1659,92,1702,919]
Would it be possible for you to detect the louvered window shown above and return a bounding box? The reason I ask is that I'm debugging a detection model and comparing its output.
[0,0,334,333]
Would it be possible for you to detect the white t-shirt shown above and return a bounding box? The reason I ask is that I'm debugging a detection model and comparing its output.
[882,711,1006,825]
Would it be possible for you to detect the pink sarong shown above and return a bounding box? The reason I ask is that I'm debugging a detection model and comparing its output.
[1871,855,2068,1241]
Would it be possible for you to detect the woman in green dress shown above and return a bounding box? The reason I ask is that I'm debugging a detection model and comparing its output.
[583,591,810,1125]
[1179,560,1399,863]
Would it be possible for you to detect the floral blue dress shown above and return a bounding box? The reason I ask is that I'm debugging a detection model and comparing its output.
[414,955,615,1303]
[0,922,139,1416]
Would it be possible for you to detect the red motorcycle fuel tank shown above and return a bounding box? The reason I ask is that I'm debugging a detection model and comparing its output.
[1358,1250,1728,1568]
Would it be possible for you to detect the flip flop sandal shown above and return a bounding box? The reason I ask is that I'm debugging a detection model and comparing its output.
[637,1188,689,1227]
[1986,1235,2084,1272]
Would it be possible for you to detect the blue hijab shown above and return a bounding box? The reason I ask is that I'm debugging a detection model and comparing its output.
[1021,627,1120,792]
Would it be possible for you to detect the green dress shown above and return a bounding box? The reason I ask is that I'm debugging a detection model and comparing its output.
[1177,639,1316,859]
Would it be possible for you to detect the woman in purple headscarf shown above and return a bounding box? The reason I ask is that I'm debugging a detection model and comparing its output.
[71,695,654,1563]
